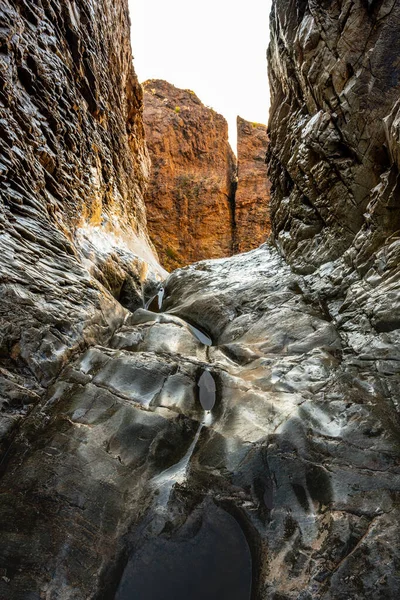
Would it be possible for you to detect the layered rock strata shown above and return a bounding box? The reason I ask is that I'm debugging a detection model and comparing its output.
[235,116,271,252]
[142,79,237,270]
[0,0,161,449]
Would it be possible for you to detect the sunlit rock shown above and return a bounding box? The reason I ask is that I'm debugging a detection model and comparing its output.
[142,79,237,270]
[235,116,271,252]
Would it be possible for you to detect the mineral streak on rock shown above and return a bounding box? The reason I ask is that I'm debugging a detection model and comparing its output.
[0,0,160,443]
[235,116,271,252]
[142,79,237,271]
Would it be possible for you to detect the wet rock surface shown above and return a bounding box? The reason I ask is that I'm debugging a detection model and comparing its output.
[1,246,399,598]
[143,79,237,271]
[235,117,271,253]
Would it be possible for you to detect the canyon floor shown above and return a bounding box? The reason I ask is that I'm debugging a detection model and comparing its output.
[1,244,399,599]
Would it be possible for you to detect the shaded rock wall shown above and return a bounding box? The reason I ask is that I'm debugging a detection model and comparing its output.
[143,79,237,271]
[267,0,400,379]
[235,116,271,252]
[268,0,400,275]
[264,5,400,595]
[0,0,160,446]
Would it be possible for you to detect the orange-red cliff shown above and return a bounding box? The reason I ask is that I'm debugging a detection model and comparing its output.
[142,79,237,270]
[235,116,271,252]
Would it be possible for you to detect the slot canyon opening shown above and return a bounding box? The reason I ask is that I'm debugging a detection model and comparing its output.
[113,6,273,593]
[129,0,272,272]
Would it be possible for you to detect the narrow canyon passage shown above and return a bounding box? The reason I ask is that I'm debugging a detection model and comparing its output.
[1,245,399,598]
[1,0,400,598]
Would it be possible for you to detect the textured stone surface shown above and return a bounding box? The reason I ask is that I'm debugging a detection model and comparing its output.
[143,79,237,271]
[0,246,399,598]
[0,0,400,598]
[235,116,271,252]
[268,0,400,274]
[0,0,161,450]
[266,0,400,413]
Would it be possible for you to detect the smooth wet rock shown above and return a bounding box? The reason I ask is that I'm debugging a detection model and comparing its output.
[0,243,399,599]
[160,245,400,599]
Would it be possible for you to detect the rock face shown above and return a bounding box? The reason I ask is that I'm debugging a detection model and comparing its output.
[235,116,271,252]
[142,79,237,271]
[1,245,399,599]
[0,0,400,599]
[0,0,161,449]
[268,0,400,275]
[263,1,400,595]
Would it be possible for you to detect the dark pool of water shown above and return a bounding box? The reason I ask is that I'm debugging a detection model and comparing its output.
[115,503,252,600]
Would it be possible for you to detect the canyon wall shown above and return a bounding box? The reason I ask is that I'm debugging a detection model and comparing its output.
[143,79,236,270]
[0,0,160,446]
[0,1,399,599]
[263,3,400,595]
[235,116,271,252]
[267,0,400,386]
[268,0,400,276]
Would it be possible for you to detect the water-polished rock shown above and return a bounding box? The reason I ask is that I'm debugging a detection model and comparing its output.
[0,245,399,599]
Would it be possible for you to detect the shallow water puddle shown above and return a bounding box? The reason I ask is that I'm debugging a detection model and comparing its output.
[188,323,212,345]
[197,369,216,411]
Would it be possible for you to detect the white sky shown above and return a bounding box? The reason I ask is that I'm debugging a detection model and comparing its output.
[128,0,272,151]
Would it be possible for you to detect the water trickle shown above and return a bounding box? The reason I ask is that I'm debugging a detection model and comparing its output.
[152,419,204,512]
[197,369,216,411]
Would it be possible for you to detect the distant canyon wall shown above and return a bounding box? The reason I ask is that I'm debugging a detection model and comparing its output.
[143,80,271,269]
[235,116,271,253]
[142,79,237,271]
